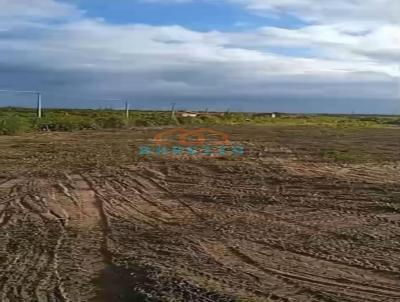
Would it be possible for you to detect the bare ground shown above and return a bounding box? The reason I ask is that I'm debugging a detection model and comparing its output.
[0,126,400,302]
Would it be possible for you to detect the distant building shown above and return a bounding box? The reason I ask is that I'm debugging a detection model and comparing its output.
[176,111,198,118]
[197,112,226,117]
[253,112,280,118]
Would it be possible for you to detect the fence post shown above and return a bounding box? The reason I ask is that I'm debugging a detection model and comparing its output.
[125,100,129,119]
[37,92,42,118]
[171,102,176,119]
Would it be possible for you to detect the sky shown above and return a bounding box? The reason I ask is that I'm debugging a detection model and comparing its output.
[0,0,399,113]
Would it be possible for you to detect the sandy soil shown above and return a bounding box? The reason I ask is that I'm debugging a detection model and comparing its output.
[0,126,399,302]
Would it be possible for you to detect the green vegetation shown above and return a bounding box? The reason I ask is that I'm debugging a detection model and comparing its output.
[0,115,30,135]
[0,108,178,134]
[320,149,373,163]
[381,203,400,214]
[0,107,399,135]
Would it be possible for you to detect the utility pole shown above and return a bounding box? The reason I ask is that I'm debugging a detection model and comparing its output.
[125,100,129,119]
[37,92,42,118]
[0,89,41,117]
[171,102,176,119]
[397,65,400,115]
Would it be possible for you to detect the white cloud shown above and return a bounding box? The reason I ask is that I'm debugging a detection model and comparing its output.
[0,0,82,19]
[0,0,398,112]
[229,0,400,23]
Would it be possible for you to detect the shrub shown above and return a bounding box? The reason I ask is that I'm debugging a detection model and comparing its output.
[36,115,96,131]
[0,116,31,135]
[96,116,126,129]
[133,119,153,127]
[199,115,220,125]
[385,118,400,125]
[177,116,204,125]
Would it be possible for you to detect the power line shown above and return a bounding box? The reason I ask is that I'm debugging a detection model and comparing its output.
[0,89,131,118]
[0,89,124,103]
[0,89,39,94]
[0,89,42,117]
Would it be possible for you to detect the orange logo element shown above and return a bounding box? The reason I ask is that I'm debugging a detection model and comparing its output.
[154,128,230,147]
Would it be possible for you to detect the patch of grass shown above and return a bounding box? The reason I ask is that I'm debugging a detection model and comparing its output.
[35,114,97,131]
[235,298,272,302]
[385,118,400,125]
[95,116,127,129]
[381,203,400,213]
[0,108,398,135]
[321,149,373,163]
[0,115,31,135]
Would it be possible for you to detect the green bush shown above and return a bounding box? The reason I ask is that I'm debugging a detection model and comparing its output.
[0,108,398,135]
[0,116,31,135]
[177,116,204,125]
[133,118,153,127]
[36,115,96,131]
[385,118,400,125]
[95,116,126,129]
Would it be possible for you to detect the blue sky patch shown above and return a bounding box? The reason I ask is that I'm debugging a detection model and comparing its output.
[69,0,308,31]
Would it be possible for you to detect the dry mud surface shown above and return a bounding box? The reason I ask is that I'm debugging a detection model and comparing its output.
[0,126,400,302]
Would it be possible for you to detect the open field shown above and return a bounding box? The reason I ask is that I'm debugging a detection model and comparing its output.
[0,125,400,301]
[1,107,400,135]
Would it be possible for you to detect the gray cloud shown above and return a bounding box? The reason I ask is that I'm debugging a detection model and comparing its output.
[0,0,398,113]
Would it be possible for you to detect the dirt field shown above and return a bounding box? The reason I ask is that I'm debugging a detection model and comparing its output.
[0,125,399,302]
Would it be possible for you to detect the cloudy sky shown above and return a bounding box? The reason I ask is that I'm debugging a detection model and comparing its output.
[0,0,399,113]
